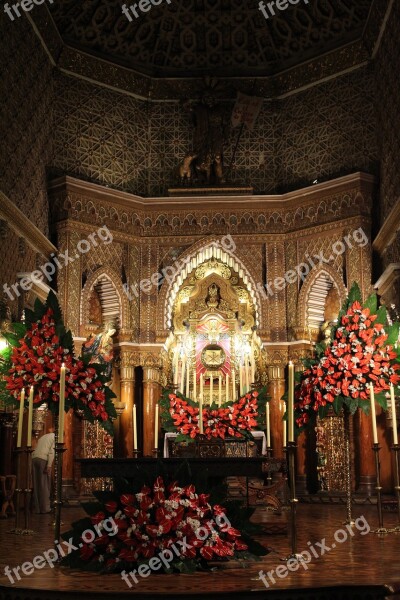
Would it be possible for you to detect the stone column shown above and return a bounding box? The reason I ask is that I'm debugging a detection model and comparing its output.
[142,366,161,457]
[267,364,286,460]
[119,353,135,457]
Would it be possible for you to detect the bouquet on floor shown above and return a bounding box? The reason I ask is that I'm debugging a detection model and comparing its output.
[294,282,400,431]
[1,291,117,434]
[160,388,268,442]
[61,475,268,573]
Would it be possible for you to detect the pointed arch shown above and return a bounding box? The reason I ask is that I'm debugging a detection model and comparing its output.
[156,236,263,335]
[297,263,347,332]
[80,266,130,331]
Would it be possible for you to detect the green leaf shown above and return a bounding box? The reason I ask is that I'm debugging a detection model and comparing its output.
[333,396,344,415]
[33,297,46,321]
[387,323,400,346]
[375,306,387,325]
[363,293,378,314]
[348,282,362,304]
[375,392,388,411]
[318,405,330,419]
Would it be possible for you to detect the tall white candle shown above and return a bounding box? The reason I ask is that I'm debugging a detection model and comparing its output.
[232,369,235,400]
[283,418,287,448]
[245,360,250,393]
[27,386,34,447]
[288,361,294,443]
[266,402,271,448]
[239,364,243,396]
[193,370,197,401]
[390,384,398,445]
[154,403,159,449]
[210,375,213,405]
[173,349,179,385]
[180,356,186,394]
[17,389,25,448]
[369,383,378,444]
[226,373,229,403]
[186,363,190,397]
[199,394,204,434]
[133,404,138,450]
[250,337,256,383]
[218,375,222,407]
[58,363,66,444]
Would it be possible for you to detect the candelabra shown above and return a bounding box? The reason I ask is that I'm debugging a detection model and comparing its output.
[343,410,354,525]
[372,443,389,534]
[23,445,34,535]
[8,447,24,535]
[392,444,400,531]
[283,441,302,561]
[54,441,66,549]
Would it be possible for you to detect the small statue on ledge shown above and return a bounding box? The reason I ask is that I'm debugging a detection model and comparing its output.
[179,92,229,186]
[82,322,116,381]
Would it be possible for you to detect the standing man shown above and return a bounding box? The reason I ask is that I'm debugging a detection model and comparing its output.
[32,427,55,514]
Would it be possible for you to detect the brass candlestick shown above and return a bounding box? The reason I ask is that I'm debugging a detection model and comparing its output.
[265,446,273,486]
[391,444,400,531]
[372,443,389,534]
[22,446,34,535]
[133,449,141,459]
[283,441,302,561]
[343,409,354,525]
[8,447,24,535]
[152,448,160,458]
[54,442,66,549]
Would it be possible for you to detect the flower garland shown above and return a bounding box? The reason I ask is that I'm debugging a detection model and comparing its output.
[295,283,400,430]
[1,291,117,434]
[61,476,268,573]
[160,388,267,442]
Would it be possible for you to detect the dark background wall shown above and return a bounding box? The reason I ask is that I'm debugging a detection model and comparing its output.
[0,7,398,234]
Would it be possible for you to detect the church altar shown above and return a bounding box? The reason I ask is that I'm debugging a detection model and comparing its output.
[163,431,267,457]
[78,455,282,480]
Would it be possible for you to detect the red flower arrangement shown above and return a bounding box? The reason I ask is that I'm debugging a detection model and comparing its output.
[160,388,267,441]
[2,292,116,433]
[294,283,400,429]
[61,476,267,573]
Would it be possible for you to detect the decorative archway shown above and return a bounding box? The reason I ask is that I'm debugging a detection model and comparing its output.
[80,266,130,332]
[156,236,263,337]
[297,264,347,338]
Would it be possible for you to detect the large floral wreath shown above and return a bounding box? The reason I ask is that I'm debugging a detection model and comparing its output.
[160,388,267,442]
[1,291,117,433]
[61,475,268,573]
[294,283,400,430]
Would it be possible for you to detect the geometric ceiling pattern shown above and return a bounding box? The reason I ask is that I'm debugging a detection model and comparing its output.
[49,0,373,78]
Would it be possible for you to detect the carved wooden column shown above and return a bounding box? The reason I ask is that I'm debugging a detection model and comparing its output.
[355,409,376,495]
[62,409,75,498]
[142,366,161,457]
[267,364,286,460]
[119,352,135,457]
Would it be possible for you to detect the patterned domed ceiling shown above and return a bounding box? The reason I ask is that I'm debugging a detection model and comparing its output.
[49,0,373,78]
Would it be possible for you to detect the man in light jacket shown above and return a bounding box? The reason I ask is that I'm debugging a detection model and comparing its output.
[32,427,55,514]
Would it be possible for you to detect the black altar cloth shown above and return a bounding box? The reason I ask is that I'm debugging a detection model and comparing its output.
[78,457,283,481]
